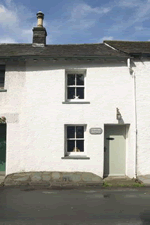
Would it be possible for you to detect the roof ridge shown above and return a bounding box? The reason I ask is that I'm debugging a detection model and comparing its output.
[0,43,104,46]
[104,40,150,43]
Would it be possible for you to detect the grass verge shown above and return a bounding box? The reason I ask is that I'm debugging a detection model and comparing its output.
[103,182,144,187]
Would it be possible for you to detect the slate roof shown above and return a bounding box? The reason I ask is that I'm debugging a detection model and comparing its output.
[104,40,150,56]
[0,43,128,59]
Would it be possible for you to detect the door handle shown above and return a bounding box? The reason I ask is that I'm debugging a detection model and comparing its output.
[106,137,114,140]
[104,147,106,152]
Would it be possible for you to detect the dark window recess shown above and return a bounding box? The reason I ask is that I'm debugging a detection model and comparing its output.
[67,126,75,138]
[67,74,75,85]
[0,65,5,88]
[77,74,84,85]
[67,87,75,99]
[76,126,84,138]
[77,87,84,99]
[67,140,75,152]
[76,140,84,152]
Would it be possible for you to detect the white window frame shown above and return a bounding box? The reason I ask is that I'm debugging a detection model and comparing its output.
[65,69,86,101]
[65,124,87,156]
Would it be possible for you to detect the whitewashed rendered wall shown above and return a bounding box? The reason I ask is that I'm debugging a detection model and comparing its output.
[0,61,26,174]
[2,60,135,178]
[133,60,150,176]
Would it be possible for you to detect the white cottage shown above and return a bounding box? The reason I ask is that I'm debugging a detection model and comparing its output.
[0,12,149,183]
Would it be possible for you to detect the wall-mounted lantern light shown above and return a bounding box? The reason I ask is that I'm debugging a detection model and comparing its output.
[0,116,6,123]
[116,108,122,120]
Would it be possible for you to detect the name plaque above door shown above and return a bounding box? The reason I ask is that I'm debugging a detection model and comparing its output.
[89,128,103,135]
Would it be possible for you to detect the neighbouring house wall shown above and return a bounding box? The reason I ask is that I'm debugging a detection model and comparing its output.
[134,60,150,176]
[3,60,135,178]
[0,61,26,175]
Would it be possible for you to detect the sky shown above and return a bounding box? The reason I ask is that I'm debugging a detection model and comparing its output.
[0,0,150,44]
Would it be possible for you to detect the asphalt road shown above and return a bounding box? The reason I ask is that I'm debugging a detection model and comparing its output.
[0,186,150,225]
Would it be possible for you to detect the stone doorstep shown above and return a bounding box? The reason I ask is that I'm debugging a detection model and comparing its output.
[103,176,132,181]
[103,176,141,186]
[104,175,150,185]
[137,175,150,186]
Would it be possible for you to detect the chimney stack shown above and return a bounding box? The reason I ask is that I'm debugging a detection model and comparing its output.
[32,11,47,47]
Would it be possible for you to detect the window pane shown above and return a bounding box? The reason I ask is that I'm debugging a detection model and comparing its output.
[0,68,5,87]
[76,140,84,152]
[67,126,75,138]
[67,74,75,85]
[67,87,75,99]
[76,126,84,138]
[77,87,84,99]
[0,65,5,71]
[0,71,5,77]
[67,140,75,152]
[77,74,84,85]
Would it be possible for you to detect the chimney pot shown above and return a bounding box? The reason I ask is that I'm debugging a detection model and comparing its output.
[37,11,44,27]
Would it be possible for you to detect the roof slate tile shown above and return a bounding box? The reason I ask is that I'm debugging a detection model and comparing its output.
[0,43,128,58]
[104,40,150,55]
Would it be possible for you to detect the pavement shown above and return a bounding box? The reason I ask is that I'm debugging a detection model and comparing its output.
[0,186,150,224]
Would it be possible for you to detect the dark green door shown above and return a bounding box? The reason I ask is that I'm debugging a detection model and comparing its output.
[0,124,6,171]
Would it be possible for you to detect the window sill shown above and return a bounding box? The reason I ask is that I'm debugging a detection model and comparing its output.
[62,101,90,104]
[0,89,7,92]
[61,156,90,160]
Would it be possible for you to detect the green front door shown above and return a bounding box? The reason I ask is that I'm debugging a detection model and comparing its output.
[104,125,126,176]
[0,124,6,171]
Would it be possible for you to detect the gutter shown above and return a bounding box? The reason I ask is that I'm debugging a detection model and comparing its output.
[0,55,128,59]
[127,58,138,178]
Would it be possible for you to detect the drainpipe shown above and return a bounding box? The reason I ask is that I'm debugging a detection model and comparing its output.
[127,58,138,178]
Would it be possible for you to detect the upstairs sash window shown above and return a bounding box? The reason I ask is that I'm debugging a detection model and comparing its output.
[67,73,85,100]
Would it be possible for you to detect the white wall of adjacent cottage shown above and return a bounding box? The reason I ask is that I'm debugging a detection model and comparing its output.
[132,60,150,176]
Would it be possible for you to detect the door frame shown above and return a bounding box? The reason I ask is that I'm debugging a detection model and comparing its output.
[103,124,130,178]
[0,123,6,174]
